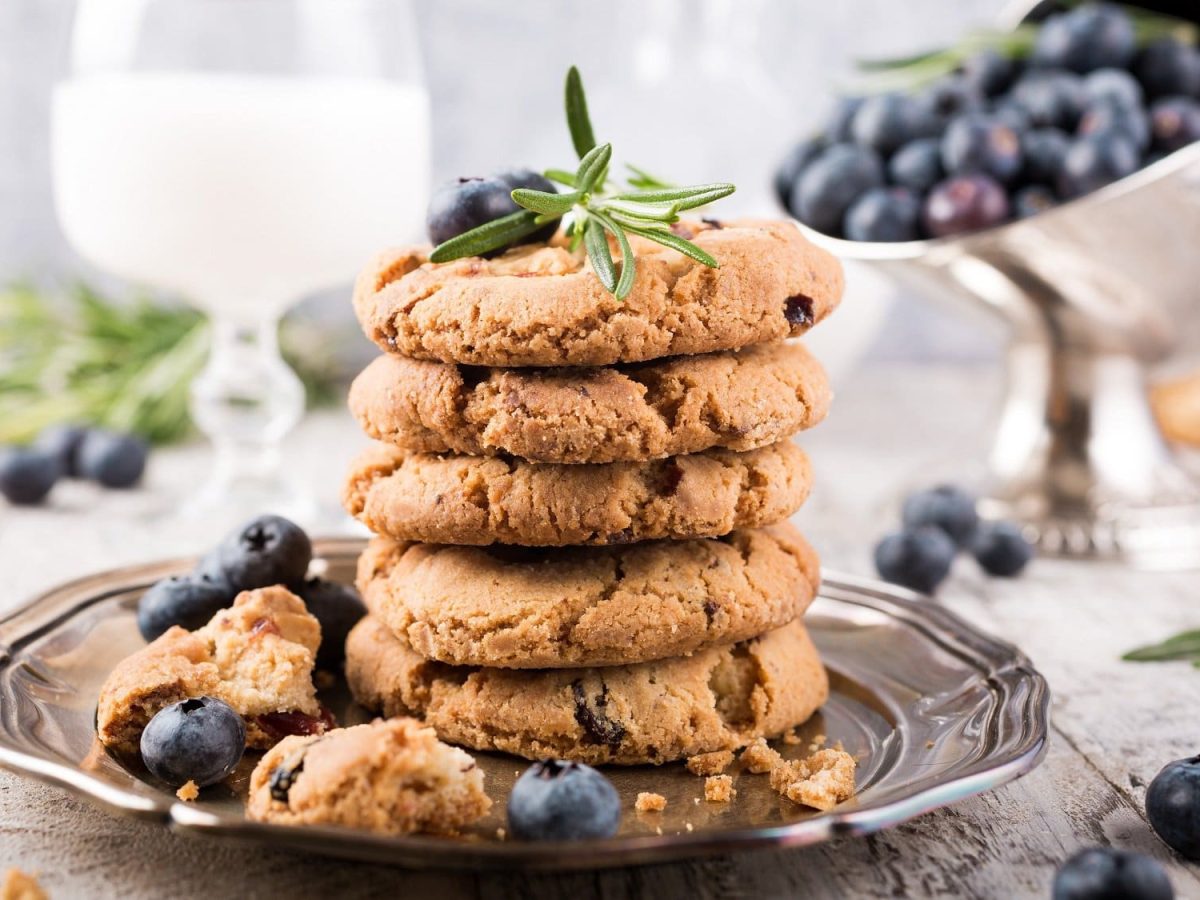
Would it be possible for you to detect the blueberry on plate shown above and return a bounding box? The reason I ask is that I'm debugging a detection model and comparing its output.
[1078,102,1150,153]
[961,49,1016,98]
[923,75,984,123]
[888,138,944,193]
[971,521,1034,576]
[1012,72,1086,130]
[297,577,367,668]
[1083,68,1144,111]
[0,446,60,506]
[1147,756,1200,859]
[1150,97,1200,153]
[774,136,827,211]
[213,514,312,593]
[873,526,957,594]
[141,697,246,788]
[76,429,148,489]
[844,187,921,243]
[827,96,865,143]
[922,174,1010,238]
[507,759,620,841]
[1032,4,1136,74]
[851,93,935,156]
[137,574,233,642]
[1021,128,1071,184]
[941,114,1023,183]
[1014,185,1059,219]
[1135,37,1200,100]
[33,424,87,478]
[492,168,560,243]
[426,176,525,251]
[1057,133,1140,199]
[1052,847,1173,900]
[791,144,884,236]
[992,101,1033,135]
[902,484,979,545]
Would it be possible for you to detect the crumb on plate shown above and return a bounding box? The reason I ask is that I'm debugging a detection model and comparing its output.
[635,792,667,813]
[175,780,200,802]
[767,748,857,811]
[704,774,735,803]
[739,737,783,774]
[686,749,734,776]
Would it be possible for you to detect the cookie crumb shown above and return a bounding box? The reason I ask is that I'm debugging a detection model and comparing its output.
[495,827,507,840]
[635,792,667,813]
[739,737,783,774]
[704,774,736,803]
[926,739,935,750]
[686,749,734,776]
[176,780,200,802]
[685,822,694,832]
[1,869,47,900]
[767,748,857,811]
[782,728,803,746]
[655,825,663,835]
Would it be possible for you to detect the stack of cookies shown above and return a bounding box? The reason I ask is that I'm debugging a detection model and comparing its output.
[341,218,843,765]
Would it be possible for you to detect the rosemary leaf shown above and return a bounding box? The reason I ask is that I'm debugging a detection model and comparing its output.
[1124,629,1200,662]
[601,198,681,222]
[511,188,579,216]
[674,186,738,211]
[429,210,545,263]
[544,168,577,187]
[625,163,674,190]
[590,210,637,300]
[575,143,613,195]
[622,224,719,268]
[565,66,596,158]
[584,217,617,293]
[610,183,735,204]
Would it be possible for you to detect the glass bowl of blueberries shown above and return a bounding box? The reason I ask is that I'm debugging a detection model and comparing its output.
[777,1,1200,569]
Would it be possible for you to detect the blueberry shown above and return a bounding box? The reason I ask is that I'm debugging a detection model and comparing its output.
[1083,68,1144,111]
[844,187,921,243]
[1021,128,1072,184]
[791,144,884,236]
[137,574,233,642]
[1057,133,1140,199]
[923,75,984,122]
[941,114,1023,183]
[851,93,935,156]
[873,527,957,594]
[1013,72,1086,129]
[1052,847,1173,900]
[888,138,944,193]
[76,429,148,489]
[971,520,1034,576]
[297,578,367,668]
[1033,5,1136,74]
[1078,102,1151,153]
[1147,756,1200,859]
[426,176,527,252]
[1135,37,1200,100]
[507,759,620,841]
[33,425,87,478]
[922,174,1010,238]
[1014,185,1059,219]
[492,168,560,243]
[902,484,979,545]
[140,697,245,788]
[774,136,826,211]
[827,96,865,142]
[212,514,312,593]
[1150,97,1200,153]
[962,49,1016,97]
[0,447,60,506]
[992,102,1033,135]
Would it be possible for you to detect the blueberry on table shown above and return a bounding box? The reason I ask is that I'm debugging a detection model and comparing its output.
[1057,133,1139,199]
[902,485,979,545]
[426,177,525,250]
[1078,102,1150,153]
[888,138,943,193]
[941,114,1023,183]
[1013,72,1086,130]
[774,136,826,211]
[76,429,148,489]
[1150,97,1200,153]
[1021,128,1071,185]
[961,49,1016,98]
[33,425,87,478]
[507,759,620,841]
[1032,4,1136,74]
[827,96,865,143]
[922,174,1010,238]
[1013,185,1059,220]
[492,168,560,243]
[792,144,884,237]
[1052,847,1173,900]
[137,574,233,642]
[1083,68,1144,111]
[297,577,367,668]
[971,521,1034,576]
[1147,756,1200,859]
[873,526,957,594]
[0,447,60,506]
[851,93,935,156]
[1135,37,1200,100]
[212,514,312,593]
[140,697,246,788]
[844,187,921,243]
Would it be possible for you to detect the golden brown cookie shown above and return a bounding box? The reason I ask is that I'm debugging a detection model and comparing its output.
[247,718,491,834]
[353,219,843,368]
[348,340,831,464]
[96,587,331,754]
[1152,369,1200,447]
[355,524,820,668]
[346,616,828,765]
[342,441,812,547]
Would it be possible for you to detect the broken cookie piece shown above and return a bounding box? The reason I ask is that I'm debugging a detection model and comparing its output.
[704,774,736,803]
[767,748,857,811]
[686,749,735,776]
[635,792,668,813]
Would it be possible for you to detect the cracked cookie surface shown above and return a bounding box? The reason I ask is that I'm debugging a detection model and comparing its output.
[247,718,491,834]
[346,616,828,765]
[97,586,330,754]
[348,340,831,464]
[353,219,843,368]
[355,524,820,668]
[342,441,812,546]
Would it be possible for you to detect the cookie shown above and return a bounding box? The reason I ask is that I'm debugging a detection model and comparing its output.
[97,586,331,755]
[346,616,828,765]
[247,718,491,834]
[343,441,812,547]
[1152,369,1200,447]
[356,523,820,668]
[353,219,843,367]
[348,340,831,464]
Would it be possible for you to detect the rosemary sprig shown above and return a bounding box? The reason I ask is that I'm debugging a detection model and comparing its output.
[1124,629,1200,667]
[429,66,735,300]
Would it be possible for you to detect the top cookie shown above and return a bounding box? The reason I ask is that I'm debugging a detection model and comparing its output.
[353,219,843,367]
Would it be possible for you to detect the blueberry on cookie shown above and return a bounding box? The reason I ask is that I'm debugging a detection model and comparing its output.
[140,697,245,788]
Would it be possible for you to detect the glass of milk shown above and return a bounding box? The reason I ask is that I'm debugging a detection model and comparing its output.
[52,0,430,527]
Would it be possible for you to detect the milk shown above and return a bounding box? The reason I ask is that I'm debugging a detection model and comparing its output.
[53,73,430,320]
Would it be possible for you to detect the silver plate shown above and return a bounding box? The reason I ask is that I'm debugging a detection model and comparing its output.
[0,539,1048,871]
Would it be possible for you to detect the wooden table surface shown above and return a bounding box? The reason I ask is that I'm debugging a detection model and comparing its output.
[2,362,1197,900]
